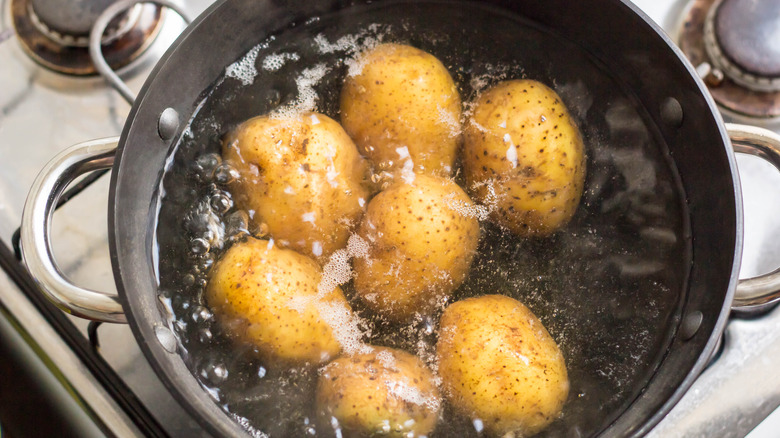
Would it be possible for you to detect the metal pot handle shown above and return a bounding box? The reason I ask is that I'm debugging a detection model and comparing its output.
[728,123,780,313]
[20,137,126,323]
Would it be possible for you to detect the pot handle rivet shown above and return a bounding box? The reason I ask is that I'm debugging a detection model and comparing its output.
[660,97,684,128]
[154,325,177,353]
[680,310,703,340]
[158,107,180,141]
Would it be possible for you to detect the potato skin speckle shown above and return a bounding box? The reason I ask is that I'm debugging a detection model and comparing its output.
[205,237,351,366]
[436,294,569,436]
[316,346,441,437]
[353,174,480,322]
[463,79,586,237]
[223,112,370,262]
[340,43,461,180]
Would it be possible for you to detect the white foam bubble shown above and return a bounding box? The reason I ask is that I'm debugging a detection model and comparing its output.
[445,192,491,221]
[437,106,461,138]
[346,234,370,259]
[302,212,316,223]
[313,33,361,54]
[318,249,352,296]
[261,52,300,72]
[312,31,384,78]
[312,241,323,257]
[230,413,268,438]
[469,64,510,93]
[400,159,415,184]
[376,349,397,370]
[271,64,330,119]
[386,379,441,413]
[225,44,262,86]
[468,118,489,133]
[317,300,370,355]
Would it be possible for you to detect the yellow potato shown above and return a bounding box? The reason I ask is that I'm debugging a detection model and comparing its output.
[436,294,569,436]
[340,43,462,180]
[223,112,371,261]
[316,346,441,437]
[206,237,354,366]
[353,174,480,322]
[463,79,586,237]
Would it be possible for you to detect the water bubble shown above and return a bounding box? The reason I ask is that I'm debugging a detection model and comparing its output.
[192,306,213,322]
[423,317,435,335]
[210,191,233,214]
[196,253,215,272]
[258,366,267,379]
[266,88,282,106]
[203,362,229,384]
[184,212,211,234]
[225,211,250,240]
[214,163,241,184]
[191,238,210,255]
[194,153,222,180]
[182,273,195,287]
[253,222,270,238]
[198,328,213,343]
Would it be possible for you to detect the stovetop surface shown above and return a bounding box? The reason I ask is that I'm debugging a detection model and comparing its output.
[2,0,780,436]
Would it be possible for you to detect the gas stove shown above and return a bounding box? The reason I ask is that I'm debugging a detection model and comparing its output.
[1,0,779,436]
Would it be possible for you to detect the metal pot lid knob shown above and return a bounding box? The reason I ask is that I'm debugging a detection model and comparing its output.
[704,0,780,93]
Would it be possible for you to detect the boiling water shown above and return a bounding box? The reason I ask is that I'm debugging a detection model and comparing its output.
[155,2,689,437]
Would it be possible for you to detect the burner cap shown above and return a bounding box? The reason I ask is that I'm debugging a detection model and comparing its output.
[679,0,780,121]
[705,0,780,92]
[32,0,124,38]
[12,0,164,76]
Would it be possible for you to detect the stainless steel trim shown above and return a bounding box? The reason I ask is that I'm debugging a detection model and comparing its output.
[729,123,780,312]
[20,137,126,323]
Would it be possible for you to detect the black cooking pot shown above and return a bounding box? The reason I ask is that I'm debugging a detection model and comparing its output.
[19,0,780,436]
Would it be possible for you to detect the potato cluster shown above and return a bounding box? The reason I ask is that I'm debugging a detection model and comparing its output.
[207,42,584,437]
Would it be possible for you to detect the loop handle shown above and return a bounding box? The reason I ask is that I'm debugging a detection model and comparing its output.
[20,138,126,323]
[728,123,780,313]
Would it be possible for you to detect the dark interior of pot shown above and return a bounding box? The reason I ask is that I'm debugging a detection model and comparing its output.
[110,0,740,437]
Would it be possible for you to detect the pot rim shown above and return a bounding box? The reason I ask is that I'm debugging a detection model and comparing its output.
[108,0,743,436]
